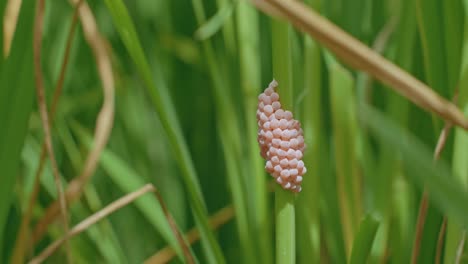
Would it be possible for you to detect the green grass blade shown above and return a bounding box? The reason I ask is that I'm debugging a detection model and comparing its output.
[444,2,468,261]
[442,0,464,91]
[359,103,468,226]
[349,215,379,264]
[102,1,225,262]
[326,53,361,256]
[416,0,450,133]
[296,32,321,263]
[195,0,236,41]
[0,0,35,260]
[236,2,272,263]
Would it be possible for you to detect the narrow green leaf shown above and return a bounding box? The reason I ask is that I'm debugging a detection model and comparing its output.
[416,0,450,133]
[416,0,449,97]
[359,103,468,226]
[350,215,379,264]
[296,33,321,264]
[236,2,272,263]
[0,0,35,260]
[326,53,361,255]
[444,2,468,262]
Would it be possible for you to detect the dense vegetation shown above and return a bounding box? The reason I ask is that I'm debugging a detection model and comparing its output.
[1,0,468,263]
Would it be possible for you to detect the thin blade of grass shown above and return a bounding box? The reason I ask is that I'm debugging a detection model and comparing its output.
[415,0,449,102]
[0,0,35,260]
[195,0,236,41]
[349,215,379,264]
[296,5,321,260]
[145,205,235,264]
[236,1,272,262]
[326,52,361,256]
[444,1,468,261]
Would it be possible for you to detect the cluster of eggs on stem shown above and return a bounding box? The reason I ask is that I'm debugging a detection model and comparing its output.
[257,80,306,193]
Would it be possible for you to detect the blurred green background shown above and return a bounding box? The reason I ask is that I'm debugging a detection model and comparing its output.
[1,0,468,263]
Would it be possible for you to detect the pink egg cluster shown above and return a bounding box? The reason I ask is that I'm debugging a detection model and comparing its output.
[257,80,306,193]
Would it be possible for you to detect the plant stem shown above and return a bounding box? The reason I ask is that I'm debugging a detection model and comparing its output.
[237,2,272,263]
[275,185,296,264]
[272,18,295,264]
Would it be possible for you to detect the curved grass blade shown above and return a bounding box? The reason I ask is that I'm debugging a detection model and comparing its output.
[195,0,237,41]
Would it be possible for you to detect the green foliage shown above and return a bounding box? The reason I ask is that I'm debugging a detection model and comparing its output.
[0,0,35,260]
[1,0,468,263]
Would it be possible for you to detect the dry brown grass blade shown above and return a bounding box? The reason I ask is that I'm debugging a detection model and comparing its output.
[32,0,115,244]
[254,0,468,130]
[435,218,447,264]
[145,205,235,264]
[3,0,21,56]
[11,3,82,263]
[154,190,195,264]
[33,0,71,261]
[29,184,188,264]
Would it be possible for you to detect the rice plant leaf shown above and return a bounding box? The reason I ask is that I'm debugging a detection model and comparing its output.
[101,1,224,262]
[0,0,35,260]
[296,32,321,263]
[326,52,361,255]
[415,0,449,98]
[444,2,468,261]
[349,214,379,264]
[442,0,464,92]
[359,103,468,226]
[236,2,272,262]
